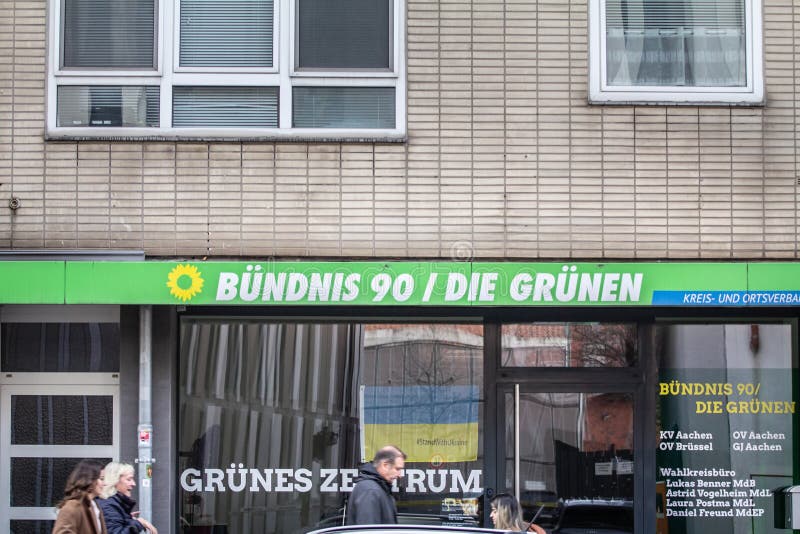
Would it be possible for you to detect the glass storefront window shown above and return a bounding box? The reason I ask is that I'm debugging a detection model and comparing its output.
[177,318,796,534]
[656,323,794,534]
[178,320,483,534]
[501,323,637,367]
[502,390,635,532]
[362,324,483,525]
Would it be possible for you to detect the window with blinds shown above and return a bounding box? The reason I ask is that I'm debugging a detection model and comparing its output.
[173,87,279,127]
[62,0,156,68]
[591,0,761,103]
[56,86,159,127]
[179,0,274,68]
[297,0,391,70]
[605,0,746,87]
[49,0,405,137]
[293,87,395,128]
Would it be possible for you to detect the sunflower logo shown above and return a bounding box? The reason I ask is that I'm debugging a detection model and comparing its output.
[166,264,204,302]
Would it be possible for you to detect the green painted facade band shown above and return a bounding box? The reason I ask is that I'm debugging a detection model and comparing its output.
[0,261,65,303]
[1,260,799,306]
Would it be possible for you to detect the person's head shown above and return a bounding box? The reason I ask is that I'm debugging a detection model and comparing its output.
[372,445,406,484]
[59,460,104,507]
[100,462,136,499]
[490,493,525,531]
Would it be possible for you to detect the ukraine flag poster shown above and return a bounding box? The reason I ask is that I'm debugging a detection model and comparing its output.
[360,384,479,463]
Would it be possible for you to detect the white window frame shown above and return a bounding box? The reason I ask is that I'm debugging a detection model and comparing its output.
[51,0,163,77]
[0,379,120,531]
[589,0,764,105]
[173,0,280,75]
[46,0,407,140]
[289,0,397,76]
[0,305,121,532]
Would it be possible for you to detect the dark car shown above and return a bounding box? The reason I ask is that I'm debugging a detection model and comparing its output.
[307,524,507,534]
[550,500,633,534]
[311,493,483,531]
[310,514,457,530]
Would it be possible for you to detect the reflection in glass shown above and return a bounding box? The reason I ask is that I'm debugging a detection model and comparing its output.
[1,323,120,372]
[178,321,484,534]
[10,520,54,534]
[12,395,113,445]
[363,324,483,524]
[57,86,159,127]
[504,391,634,531]
[656,324,794,534]
[502,323,637,367]
[11,457,111,507]
[179,322,358,534]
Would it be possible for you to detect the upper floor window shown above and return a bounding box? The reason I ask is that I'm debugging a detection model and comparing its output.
[47,0,406,140]
[296,0,391,70]
[62,0,156,69]
[589,0,763,104]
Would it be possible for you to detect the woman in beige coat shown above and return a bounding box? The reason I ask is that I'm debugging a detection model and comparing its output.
[52,460,108,534]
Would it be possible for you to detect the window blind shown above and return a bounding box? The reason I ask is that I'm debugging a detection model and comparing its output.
[297,0,391,69]
[62,0,155,68]
[605,0,746,87]
[180,0,274,67]
[173,87,279,127]
[56,86,159,127]
[293,87,395,129]
[606,0,744,30]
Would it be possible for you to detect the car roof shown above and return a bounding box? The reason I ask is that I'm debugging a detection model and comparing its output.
[308,525,509,534]
[561,499,633,507]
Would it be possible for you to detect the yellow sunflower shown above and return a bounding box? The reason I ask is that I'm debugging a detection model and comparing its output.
[166,264,204,302]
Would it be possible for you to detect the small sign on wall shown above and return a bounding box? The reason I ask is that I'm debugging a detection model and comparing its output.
[138,424,153,447]
[617,460,634,475]
[594,462,613,476]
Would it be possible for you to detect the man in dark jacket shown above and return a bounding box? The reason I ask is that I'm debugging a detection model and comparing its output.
[346,445,407,525]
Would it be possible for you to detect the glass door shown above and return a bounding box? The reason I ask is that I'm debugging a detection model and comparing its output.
[0,311,122,534]
[498,385,635,533]
[0,378,119,534]
[490,322,642,533]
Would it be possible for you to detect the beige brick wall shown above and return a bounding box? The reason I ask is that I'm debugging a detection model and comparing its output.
[2,0,800,259]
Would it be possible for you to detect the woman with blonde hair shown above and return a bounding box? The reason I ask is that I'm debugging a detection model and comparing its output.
[490,493,527,531]
[52,459,107,534]
[490,493,547,534]
[97,462,158,534]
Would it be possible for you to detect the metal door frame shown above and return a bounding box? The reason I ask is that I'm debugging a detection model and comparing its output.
[496,381,641,498]
[482,321,653,532]
[0,373,119,531]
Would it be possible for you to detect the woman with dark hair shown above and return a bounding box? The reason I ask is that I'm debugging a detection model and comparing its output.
[52,459,108,534]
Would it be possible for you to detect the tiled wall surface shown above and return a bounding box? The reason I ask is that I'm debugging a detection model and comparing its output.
[2,0,800,259]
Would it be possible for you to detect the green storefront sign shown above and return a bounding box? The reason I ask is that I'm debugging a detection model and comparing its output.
[1,260,799,306]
